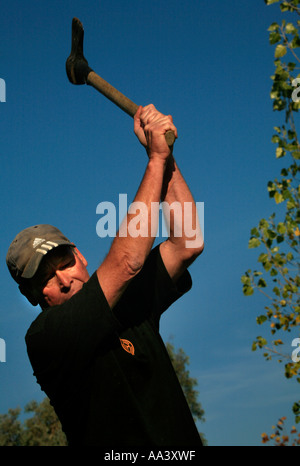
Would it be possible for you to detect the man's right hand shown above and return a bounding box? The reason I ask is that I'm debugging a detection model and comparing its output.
[134,104,177,162]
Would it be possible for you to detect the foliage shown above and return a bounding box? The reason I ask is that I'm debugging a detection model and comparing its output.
[0,342,205,446]
[22,398,67,446]
[261,416,300,445]
[241,0,300,432]
[0,399,67,446]
[0,408,24,446]
[166,342,205,424]
[166,342,207,445]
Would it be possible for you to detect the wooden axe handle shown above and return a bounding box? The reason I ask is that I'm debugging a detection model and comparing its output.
[86,71,176,147]
[87,71,138,117]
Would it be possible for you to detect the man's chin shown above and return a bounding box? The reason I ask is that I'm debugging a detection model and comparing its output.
[63,286,82,302]
[45,286,83,308]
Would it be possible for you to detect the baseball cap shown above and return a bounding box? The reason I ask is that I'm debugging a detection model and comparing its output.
[6,224,75,283]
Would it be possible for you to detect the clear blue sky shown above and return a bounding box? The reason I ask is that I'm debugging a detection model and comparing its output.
[0,0,298,446]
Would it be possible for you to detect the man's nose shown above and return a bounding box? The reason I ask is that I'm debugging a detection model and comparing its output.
[55,270,72,289]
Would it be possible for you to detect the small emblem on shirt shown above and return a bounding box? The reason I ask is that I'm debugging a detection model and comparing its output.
[120,338,135,356]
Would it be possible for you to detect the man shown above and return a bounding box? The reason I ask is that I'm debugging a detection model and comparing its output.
[6,105,204,446]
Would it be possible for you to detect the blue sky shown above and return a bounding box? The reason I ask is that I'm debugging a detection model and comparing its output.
[0,0,299,446]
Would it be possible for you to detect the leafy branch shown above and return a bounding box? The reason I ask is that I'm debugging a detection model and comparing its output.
[242,0,300,428]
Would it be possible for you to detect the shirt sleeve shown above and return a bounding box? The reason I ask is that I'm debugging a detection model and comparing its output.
[112,244,192,328]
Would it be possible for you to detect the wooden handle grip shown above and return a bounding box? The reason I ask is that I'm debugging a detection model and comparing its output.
[86,71,175,147]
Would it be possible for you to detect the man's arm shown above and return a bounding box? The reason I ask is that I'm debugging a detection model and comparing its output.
[134,104,204,283]
[159,155,204,283]
[97,105,176,309]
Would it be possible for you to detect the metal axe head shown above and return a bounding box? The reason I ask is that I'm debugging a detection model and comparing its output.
[65,17,92,85]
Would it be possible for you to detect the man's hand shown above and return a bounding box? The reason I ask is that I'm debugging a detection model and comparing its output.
[134,104,177,161]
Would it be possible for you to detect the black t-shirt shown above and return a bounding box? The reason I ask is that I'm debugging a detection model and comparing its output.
[25,245,202,446]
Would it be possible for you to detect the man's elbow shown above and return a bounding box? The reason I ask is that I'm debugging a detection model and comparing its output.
[181,220,204,261]
[183,239,204,263]
[123,253,145,278]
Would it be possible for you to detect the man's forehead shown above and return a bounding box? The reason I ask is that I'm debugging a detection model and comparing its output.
[36,246,75,274]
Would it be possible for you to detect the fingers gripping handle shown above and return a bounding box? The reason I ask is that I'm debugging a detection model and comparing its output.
[86,71,176,148]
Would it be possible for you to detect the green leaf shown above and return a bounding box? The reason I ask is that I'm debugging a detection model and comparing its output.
[268,23,279,32]
[276,147,285,158]
[269,32,281,44]
[280,2,292,12]
[241,275,250,285]
[258,253,268,263]
[271,135,281,143]
[243,285,254,296]
[277,222,286,234]
[285,23,297,35]
[291,35,300,48]
[250,227,259,237]
[267,229,277,240]
[274,192,284,203]
[277,235,284,243]
[248,238,261,248]
[263,260,272,272]
[256,315,268,325]
[292,150,300,159]
[275,44,287,58]
[256,336,268,348]
[258,278,267,288]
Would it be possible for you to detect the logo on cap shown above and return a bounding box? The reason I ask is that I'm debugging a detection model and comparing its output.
[34,240,59,256]
[32,238,44,248]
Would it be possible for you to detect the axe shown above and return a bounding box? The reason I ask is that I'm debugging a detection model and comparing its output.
[65,18,176,147]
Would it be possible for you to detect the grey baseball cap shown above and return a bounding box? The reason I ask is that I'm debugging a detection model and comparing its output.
[6,224,75,283]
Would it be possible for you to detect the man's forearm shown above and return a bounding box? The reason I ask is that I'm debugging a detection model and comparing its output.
[114,157,167,271]
[161,155,203,252]
[97,157,167,308]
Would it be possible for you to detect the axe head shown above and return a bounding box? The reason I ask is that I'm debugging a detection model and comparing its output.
[66,18,92,85]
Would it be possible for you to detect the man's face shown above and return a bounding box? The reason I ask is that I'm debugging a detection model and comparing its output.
[30,246,90,308]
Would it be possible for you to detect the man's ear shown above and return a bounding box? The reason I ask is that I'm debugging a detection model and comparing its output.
[18,283,39,306]
[74,247,88,267]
